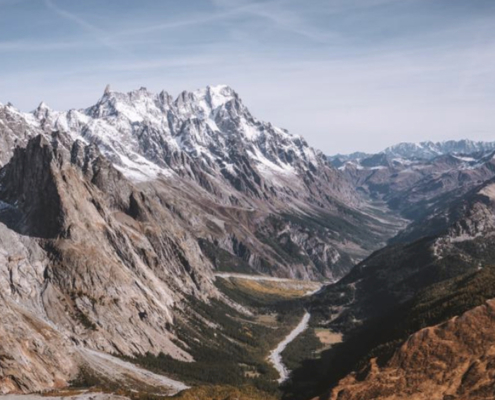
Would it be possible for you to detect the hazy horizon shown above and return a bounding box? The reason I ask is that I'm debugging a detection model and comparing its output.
[1,0,494,153]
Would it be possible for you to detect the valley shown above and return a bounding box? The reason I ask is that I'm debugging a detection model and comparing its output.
[2,1,495,399]
[1,86,495,400]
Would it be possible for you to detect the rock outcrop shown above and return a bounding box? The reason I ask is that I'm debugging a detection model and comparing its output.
[330,299,495,400]
[0,134,216,392]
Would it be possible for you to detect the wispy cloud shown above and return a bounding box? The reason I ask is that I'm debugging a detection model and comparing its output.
[43,0,126,53]
[109,0,332,44]
[209,0,336,43]
[1,0,494,153]
[0,39,95,52]
[108,7,240,38]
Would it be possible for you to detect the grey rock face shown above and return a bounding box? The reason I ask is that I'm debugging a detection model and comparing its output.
[0,104,41,166]
[0,134,218,392]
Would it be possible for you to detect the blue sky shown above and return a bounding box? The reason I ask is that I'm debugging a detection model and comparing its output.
[0,0,494,153]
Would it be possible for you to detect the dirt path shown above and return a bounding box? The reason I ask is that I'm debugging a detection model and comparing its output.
[215,273,325,296]
[78,348,189,394]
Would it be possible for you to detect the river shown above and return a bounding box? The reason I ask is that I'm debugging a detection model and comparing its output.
[268,311,311,383]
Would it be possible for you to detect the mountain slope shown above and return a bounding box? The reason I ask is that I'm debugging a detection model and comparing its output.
[330,299,495,400]
[0,133,215,393]
[1,86,402,280]
[284,178,495,400]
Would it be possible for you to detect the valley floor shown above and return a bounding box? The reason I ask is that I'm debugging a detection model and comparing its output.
[13,274,328,400]
[268,311,311,383]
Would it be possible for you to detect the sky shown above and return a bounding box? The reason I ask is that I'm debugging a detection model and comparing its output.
[0,0,494,154]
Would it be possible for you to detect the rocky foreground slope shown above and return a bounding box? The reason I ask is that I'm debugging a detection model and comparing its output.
[330,299,495,400]
[0,133,213,393]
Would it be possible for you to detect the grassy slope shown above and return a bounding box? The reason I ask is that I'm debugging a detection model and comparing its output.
[283,234,495,400]
[108,276,317,399]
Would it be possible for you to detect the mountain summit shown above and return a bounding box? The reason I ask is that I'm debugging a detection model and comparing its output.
[0,85,399,284]
[28,85,351,206]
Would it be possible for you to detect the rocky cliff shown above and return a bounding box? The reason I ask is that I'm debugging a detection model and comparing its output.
[330,299,495,400]
[0,133,216,393]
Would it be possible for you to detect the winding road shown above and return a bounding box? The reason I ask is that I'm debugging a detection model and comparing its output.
[215,273,323,383]
[215,272,298,282]
[268,311,311,383]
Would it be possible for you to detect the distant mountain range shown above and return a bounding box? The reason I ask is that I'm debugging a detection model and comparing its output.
[329,139,495,166]
[328,140,495,230]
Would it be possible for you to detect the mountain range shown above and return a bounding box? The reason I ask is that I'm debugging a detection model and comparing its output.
[1,85,495,400]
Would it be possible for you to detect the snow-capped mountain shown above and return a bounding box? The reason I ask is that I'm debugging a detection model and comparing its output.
[329,139,495,167]
[28,85,355,209]
[383,139,495,160]
[0,85,405,393]
[0,85,400,283]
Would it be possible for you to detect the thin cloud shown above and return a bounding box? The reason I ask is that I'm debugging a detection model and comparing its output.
[109,0,331,43]
[0,39,96,52]
[109,8,240,38]
[210,0,335,43]
[1,0,494,154]
[43,0,125,54]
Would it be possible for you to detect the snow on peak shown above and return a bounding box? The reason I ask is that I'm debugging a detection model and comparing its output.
[383,140,495,161]
[32,101,54,122]
[202,84,236,109]
[173,84,239,120]
[20,85,324,188]
[37,101,50,110]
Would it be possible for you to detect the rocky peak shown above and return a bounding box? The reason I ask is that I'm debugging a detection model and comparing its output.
[194,84,239,111]
[22,85,354,209]
[0,103,43,165]
[33,101,51,119]
[174,85,242,122]
[0,134,66,238]
[88,86,162,120]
